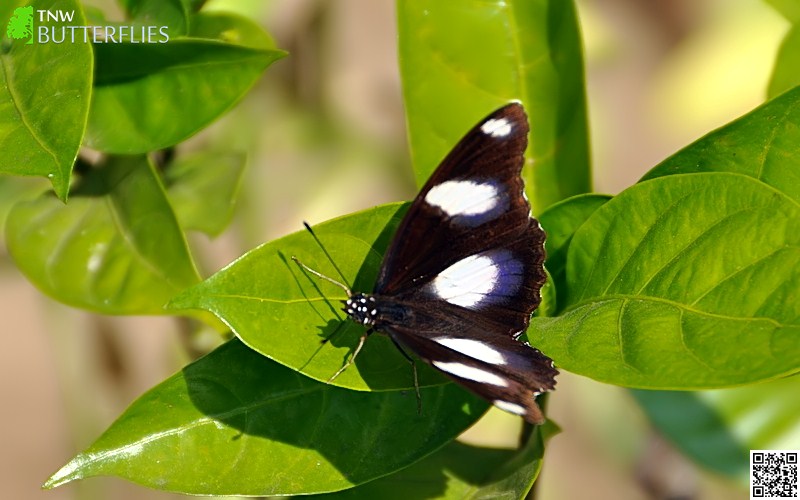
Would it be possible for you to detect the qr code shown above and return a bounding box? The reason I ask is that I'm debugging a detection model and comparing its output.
[751,451,799,499]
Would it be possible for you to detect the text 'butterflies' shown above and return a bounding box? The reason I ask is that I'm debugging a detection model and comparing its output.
[296,103,557,424]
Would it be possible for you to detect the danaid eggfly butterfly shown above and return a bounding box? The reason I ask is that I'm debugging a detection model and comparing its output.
[299,103,557,424]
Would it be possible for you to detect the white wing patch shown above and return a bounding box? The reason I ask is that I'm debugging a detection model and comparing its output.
[480,117,513,137]
[431,361,508,387]
[430,254,498,308]
[424,180,498,218]
[429,250,522,309]
[493,400,526,416]
[432,337,507,365]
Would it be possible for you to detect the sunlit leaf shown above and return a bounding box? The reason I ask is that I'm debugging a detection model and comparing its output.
[768,25,800,98]
[189,11,276,49]
[6,156,199,314]
[163,151,246,236]
[44,339,486,495]
[529,173,800,388]
[169,202,451,391]
[538,193,611,312]
[397,0,590,211]
[0,0,91,200]
[310,425,547,499]
[642,85,800,205]
[119,0,190,34]
[85,39,285,153]
[764,0,800,22]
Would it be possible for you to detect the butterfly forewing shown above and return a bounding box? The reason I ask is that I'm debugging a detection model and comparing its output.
[375,104,540,305]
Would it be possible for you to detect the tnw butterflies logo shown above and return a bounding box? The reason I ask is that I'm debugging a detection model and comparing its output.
[6,6,34,45]
[3,5,169,46]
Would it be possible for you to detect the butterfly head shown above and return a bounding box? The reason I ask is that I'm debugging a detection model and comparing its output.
[343,293,377,326]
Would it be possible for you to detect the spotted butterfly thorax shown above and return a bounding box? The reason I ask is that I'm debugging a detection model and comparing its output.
[298,103,557,424]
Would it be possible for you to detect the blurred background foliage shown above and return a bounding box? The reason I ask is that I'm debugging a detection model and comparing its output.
[0,0,796,499]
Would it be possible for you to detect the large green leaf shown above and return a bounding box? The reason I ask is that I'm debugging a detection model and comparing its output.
[764,0,800,22]
[189,11,276,49]
[169,203,451,391]
[528,173,800,388]
[163,151,247,236]
[44,339,486,496]
[85,35,285,153]
[538,193,611,312]
[397,0,590,211]
[642,86,800,205]
[632,374,800,481]
[310,425,547,499]
[118,0,191,35]
[768,25,800,98]
[6,156,199,314]
[0,176,48,241]
[0,0,91,200]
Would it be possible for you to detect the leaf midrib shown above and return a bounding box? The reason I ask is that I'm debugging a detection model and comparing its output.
[559,293,790,328]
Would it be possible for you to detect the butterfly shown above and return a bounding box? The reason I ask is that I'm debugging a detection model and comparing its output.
[295,103,558,424]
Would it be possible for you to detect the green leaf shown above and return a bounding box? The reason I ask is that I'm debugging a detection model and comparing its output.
[6,156,200,314]
[85,39,285,153]
[642,86,800,205]
[632,374,800,481]
[169,203,451,391]
[309,425,547,499]
[528,173,800,388]
[397,0,590,211]
[768,25,800,99]
[0,176,48,241]
[538,194,611,312]
[44,339,487,496]
[118,0,190,35]
[0,0,92,200]
[764,0,800,22]
[163,151,246,236]
[189,11,276,49]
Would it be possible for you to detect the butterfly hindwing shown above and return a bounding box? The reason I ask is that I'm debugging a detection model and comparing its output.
[386,324,557,425]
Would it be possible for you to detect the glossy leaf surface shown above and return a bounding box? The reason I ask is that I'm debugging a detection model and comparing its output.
[45,339,486,495]
[642,86,800,205]
[6,156,199,314]
[310,426,546,499]
[118,0,191,35]
[397,0,590,212]
[538,193,611,312]
[164,151,247,236]
[529,173,800,388]
[0,0,91,200]
[768,25,800,98]
[169,203,450,391]
[86,33,285,153]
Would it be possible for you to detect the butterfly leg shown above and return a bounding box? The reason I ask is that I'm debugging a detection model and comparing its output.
[327,329,371,383]
[389,337,422,415]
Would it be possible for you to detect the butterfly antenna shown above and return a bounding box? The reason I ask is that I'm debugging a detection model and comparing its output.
[291,256,351,295]
[301,221,352,290]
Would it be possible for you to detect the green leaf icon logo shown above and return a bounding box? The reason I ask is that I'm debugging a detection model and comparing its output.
[6,6,34,45]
